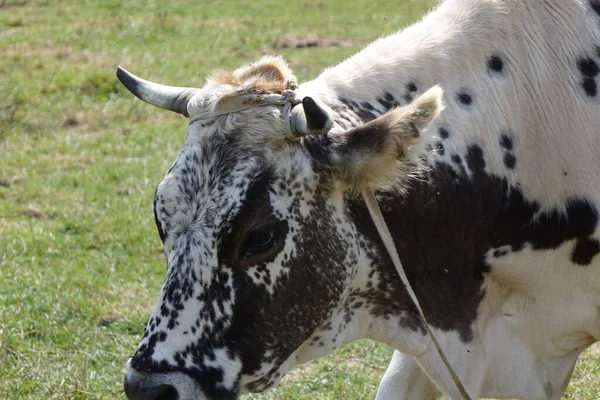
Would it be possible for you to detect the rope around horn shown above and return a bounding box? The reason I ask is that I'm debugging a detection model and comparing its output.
[361,186,472,400]
[188,87,301,142]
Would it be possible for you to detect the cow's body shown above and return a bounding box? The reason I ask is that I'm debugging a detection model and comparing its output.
[119,0,600,399]
[318,1,600,398]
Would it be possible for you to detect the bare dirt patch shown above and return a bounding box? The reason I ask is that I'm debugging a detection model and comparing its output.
[0,1,26,9]
[0,176,23,188]
[61,115,80,128]
[272,33,355,50]
[0,0,49,10]
[60,110,108,133]
[21,208,57,220]
[97,312,123,327]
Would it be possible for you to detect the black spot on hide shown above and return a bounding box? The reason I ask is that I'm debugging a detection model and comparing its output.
[406,82,418,92]
[451,154,466,175]
[378,92,400,110]
[337,98,377,123]
[571,237,600,265]
[503,153,517,169]
[487,55,504,73]
[578,57,600,97]
[348,143,598,343]
[466,144,485,173]
[499,133,513,150]
[439,127,450,139]
[582,78,598,97]
[434,142,445,156]
[457,91,473,106]
[578,57,599,77]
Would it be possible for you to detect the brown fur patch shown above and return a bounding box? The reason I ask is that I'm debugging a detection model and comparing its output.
[239,63,286,82]
[209,71,289,93]
[209,56,296,94]
[209,70,242,87]
[245,77,289,93]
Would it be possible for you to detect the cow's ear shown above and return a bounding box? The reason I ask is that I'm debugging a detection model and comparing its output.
[209,56,298,93]
[331,86,444,188]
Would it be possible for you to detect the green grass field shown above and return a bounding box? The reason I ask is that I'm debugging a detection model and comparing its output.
[1,0,599,399]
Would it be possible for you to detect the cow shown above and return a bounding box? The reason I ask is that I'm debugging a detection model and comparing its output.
[117,0,600,399]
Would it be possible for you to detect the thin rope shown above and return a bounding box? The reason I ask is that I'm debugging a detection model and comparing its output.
[361,186,472,400]
[188,90,301,140]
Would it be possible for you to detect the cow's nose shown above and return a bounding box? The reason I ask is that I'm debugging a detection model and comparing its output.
[123,378,178,400]
[124,364,204,400]
[124,368,180,400]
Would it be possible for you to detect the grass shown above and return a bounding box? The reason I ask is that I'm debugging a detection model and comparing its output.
[0,0,598,399]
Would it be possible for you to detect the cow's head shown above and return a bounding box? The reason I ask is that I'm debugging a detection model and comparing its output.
[118,56,443,400]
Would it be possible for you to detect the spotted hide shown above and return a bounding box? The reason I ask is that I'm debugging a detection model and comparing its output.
[119,1,600,399]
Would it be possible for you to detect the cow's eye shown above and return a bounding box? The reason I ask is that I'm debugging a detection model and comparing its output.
[245,225,277,257]
[236,222,286,267]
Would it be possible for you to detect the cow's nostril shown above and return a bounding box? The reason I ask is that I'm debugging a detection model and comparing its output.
[153,385,178,400]
[124,379,179,400]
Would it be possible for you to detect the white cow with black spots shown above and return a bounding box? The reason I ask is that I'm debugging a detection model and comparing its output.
[117,0,600,399]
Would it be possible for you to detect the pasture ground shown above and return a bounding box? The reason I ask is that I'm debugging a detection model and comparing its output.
[1,0,598,398]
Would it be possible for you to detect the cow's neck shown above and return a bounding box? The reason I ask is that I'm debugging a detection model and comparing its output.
[295,0,600,355]
[293,0,513,355]
[299,0,511,128]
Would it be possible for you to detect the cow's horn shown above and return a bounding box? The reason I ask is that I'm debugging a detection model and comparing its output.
[116,66,198,117]
[289,96,334,138]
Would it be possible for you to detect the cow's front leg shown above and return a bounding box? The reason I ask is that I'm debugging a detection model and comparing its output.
[412,333,484,400]
[376,351,439,400]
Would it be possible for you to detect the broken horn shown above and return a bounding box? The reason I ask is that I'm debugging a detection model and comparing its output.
[289,96,334,139]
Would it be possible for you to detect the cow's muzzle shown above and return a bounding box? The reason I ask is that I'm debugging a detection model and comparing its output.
[124,364,203,400]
